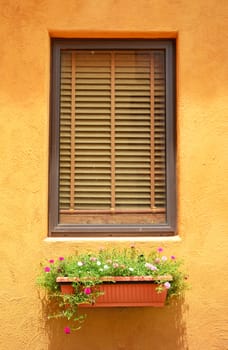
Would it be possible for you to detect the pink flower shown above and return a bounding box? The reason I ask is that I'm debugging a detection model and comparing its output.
[90,257,97,262]
[64,327,71,334]
[49,259,54,264]
[164,282,171,289]
[171,255,176,260]
[59,257,64,261]
[84,287,92,295]
[44,266,50,272]
[157,247,163,253]
[145,263,157,271]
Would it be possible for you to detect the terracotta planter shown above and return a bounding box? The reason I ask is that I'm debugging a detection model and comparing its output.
[57,276,172,308]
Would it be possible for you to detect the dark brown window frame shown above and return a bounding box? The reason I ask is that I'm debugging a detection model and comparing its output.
[49,38,176,237]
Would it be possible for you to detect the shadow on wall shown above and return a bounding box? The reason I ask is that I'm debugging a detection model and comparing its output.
[41,298,189,350]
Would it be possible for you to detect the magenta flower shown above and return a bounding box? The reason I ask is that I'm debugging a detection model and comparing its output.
[164,282,171,289]
[64,327,71,334]
[171,255,176,260]
[44,266,50,272]
[59,257,64,261]
[157,247,163,253]
[49,259,54,264]
[84,287,92,295]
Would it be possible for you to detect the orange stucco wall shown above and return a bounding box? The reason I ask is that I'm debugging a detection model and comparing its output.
[0,1,228,349]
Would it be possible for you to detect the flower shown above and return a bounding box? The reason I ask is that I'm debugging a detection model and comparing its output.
[145,262,157,271]
[164,282,171,289]
[64,327,71,334]
[90,257,97,262]
[37,246,187,335]
[84,287,91,295]
[113,263,119,268]
[161,256,168,262]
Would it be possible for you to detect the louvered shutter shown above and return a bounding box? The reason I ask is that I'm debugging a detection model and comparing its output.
[115,51,152,209]
[75,52,112,209]
[154,52,166,208]
[59,52,72,210]
[59,49,166,216]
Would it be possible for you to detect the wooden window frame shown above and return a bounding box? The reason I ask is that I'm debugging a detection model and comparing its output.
[49,39,176,237]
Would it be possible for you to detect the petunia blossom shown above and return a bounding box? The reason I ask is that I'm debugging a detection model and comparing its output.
[59,257,64,261]
[77,261,83,266]
[171,255,176,260]
[49,259,54,264]
[157,247,163,253]
[44,266,50,272]
[64,327,71,334]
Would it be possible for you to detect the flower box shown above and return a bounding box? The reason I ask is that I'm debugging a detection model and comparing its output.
[56,275,172,307]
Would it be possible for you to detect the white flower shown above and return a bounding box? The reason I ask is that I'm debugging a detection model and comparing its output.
[77,261,83,266]
[97,261,101,266]
[129,267,134,272]
[164,281,171,289]
[161,256,168,262]
[104,265,109,270]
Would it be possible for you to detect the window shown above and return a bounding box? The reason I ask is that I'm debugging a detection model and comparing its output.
[49,39,176,237]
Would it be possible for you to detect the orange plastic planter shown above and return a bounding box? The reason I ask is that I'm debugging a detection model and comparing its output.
[57,276,171,308]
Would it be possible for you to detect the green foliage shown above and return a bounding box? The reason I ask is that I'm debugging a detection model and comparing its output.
[37,246,188,333]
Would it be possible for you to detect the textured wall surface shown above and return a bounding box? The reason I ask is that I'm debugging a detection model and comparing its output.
[0,0,228,349]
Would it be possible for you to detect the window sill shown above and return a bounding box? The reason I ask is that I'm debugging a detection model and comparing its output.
[44,236,181,243]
